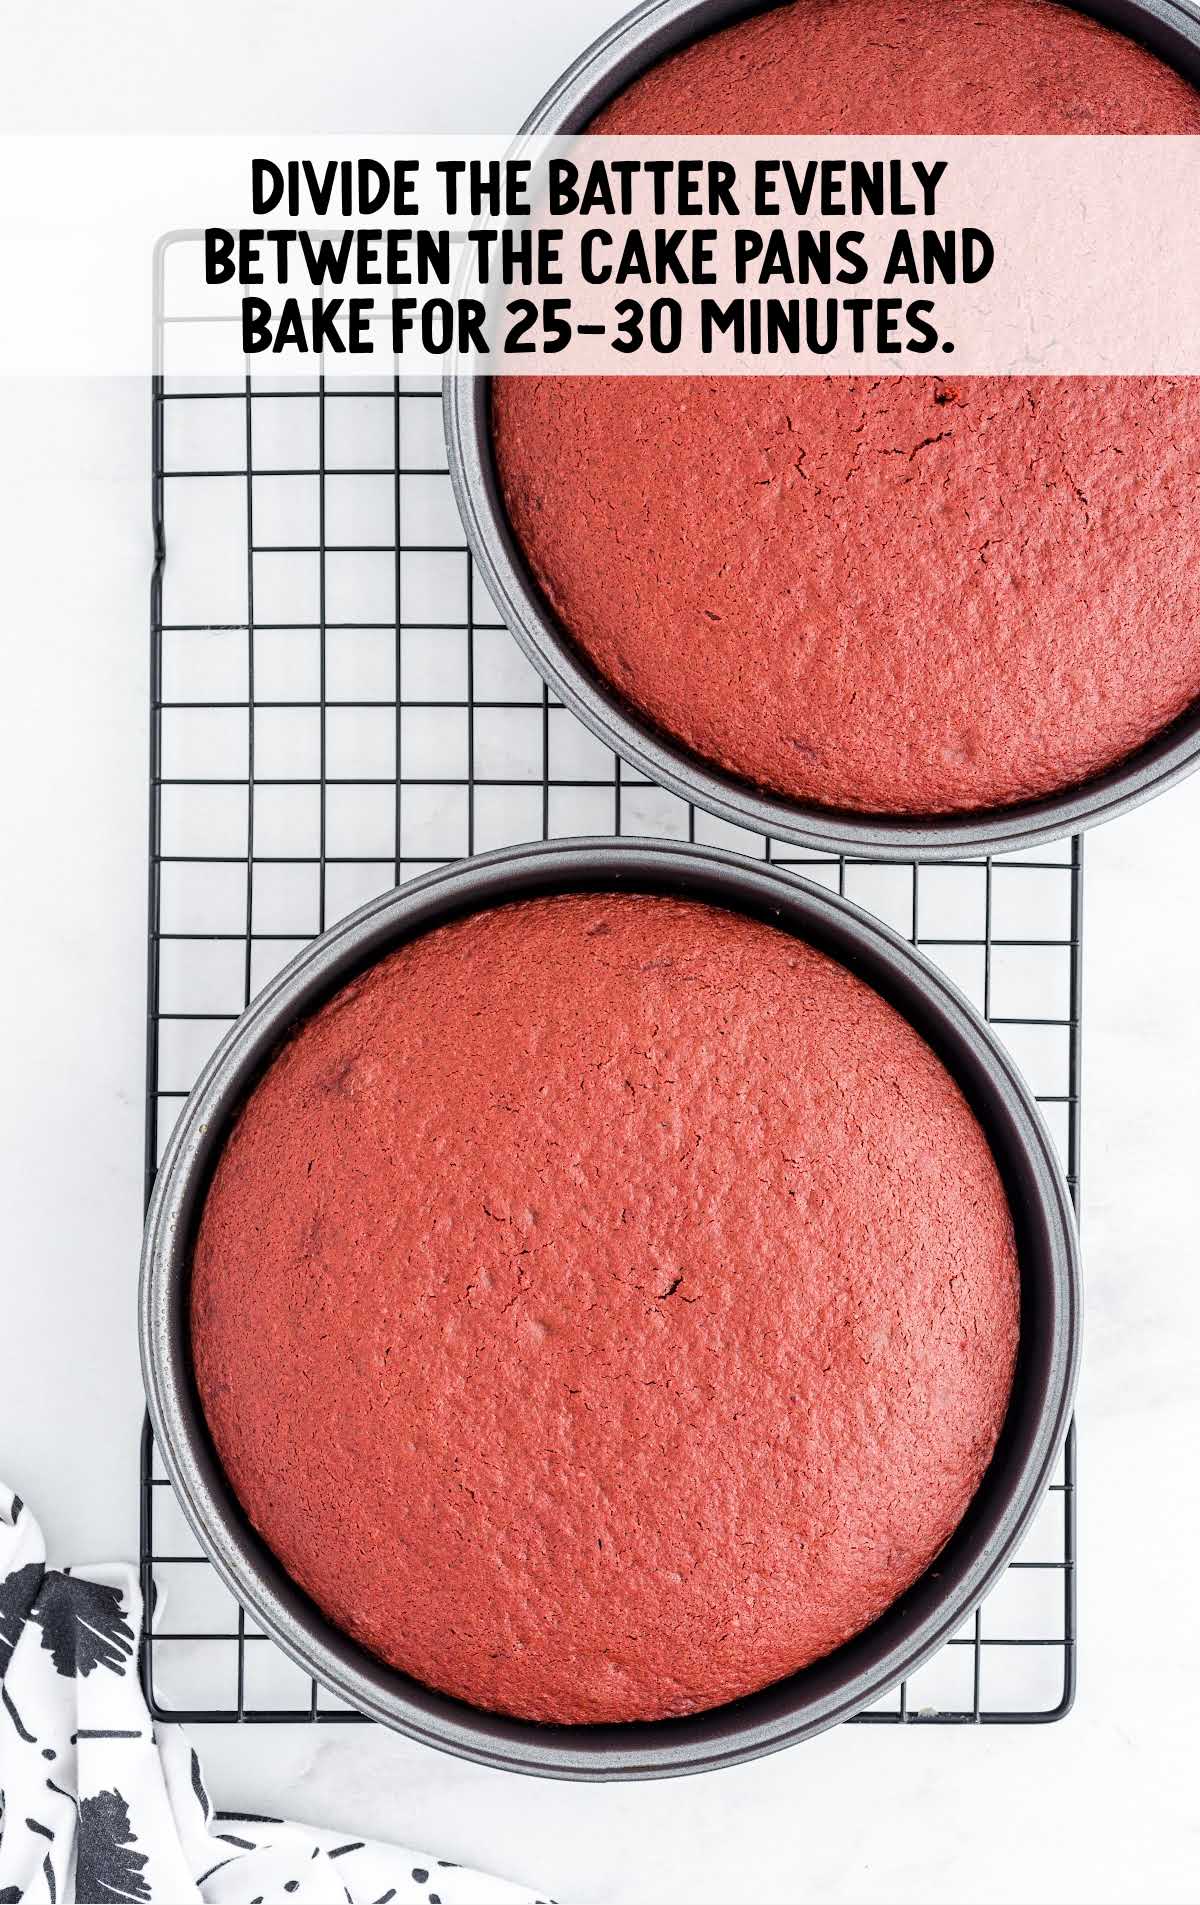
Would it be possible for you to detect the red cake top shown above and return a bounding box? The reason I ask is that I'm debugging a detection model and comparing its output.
[192,893,1019,1723]
[493,0,1200,816]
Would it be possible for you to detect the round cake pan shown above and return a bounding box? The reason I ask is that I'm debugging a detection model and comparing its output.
[444,0,1200,863]
[141,838,1079,1780]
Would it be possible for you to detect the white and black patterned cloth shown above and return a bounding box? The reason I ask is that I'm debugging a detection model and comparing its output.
[0,1486,556,1905]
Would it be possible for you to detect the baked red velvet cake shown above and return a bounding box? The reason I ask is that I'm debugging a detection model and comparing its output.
[192,893,1019,1724]
[492,0,1200,816]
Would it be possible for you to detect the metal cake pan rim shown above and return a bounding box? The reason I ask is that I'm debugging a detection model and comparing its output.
[443,0,1200,863]
[140,837,1080,1780]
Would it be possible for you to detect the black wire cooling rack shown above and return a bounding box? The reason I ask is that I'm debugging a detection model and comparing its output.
[141,235,1078,1729]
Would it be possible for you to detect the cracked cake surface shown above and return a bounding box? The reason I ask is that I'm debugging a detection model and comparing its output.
[492,0,1200,816]
[192,892,1019,1723]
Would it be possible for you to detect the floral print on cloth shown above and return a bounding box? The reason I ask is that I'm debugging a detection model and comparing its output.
[0,1485,555,1905]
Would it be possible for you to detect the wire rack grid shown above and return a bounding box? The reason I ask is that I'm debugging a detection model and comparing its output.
[142,238,1078,1731]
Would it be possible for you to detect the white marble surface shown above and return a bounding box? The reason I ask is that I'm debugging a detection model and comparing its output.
[2,4,1200,1900]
